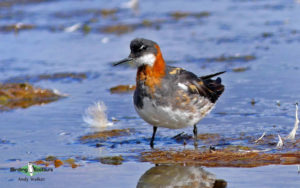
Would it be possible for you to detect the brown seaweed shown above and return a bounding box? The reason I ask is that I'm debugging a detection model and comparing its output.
[110,85,136,94]
[141,149,300,167]
[0,83,63,111]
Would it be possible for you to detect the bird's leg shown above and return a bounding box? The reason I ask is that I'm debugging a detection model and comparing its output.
[193,124,198,147]
[150,126,157,149]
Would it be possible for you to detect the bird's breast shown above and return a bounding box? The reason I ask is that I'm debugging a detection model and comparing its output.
[136,63,166,93]
[133,87,215,129]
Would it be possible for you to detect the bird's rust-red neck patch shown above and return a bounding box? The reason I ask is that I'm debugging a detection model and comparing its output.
[136,45,166,92]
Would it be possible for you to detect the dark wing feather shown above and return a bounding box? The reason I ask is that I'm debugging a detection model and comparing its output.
[166,66,225,103]
[199,76,224,103]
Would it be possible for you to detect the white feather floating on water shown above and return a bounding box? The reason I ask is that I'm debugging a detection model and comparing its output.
[248,103,299,151]
[254,132,266,143]
[286,103,299,140]
[53,89,68,97]
[276,134,283,149]
[101,37,109,44]
[122,0,139,9]
[83,101,113,128]
[64,23,82,33]
[239,148,271,153]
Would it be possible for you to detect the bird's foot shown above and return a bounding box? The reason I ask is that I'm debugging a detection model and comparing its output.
[150,141,154,149]
[209,146,216,152]
[193,138,198,149]
[193,124,198,148]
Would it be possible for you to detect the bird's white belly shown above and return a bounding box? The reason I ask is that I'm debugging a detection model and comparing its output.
[134,97,214,129]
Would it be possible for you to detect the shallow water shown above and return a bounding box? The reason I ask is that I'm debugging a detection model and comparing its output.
[1,0,300,187]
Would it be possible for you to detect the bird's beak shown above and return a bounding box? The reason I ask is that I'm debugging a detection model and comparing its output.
[113,57,134,66]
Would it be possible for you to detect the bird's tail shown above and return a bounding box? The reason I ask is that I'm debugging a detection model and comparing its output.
[200,71,225,103]
[200,71,226,80]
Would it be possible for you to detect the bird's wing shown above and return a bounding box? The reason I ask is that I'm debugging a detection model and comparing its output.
[167,66,225,103]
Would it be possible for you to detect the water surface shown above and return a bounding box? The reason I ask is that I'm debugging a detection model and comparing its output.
[1,0,300,187]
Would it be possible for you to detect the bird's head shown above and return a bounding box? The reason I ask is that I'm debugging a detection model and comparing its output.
[114,38,163,68]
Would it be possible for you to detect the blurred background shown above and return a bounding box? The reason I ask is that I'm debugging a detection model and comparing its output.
[1,0,300,187]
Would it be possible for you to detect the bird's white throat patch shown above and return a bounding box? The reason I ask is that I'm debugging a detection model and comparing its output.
[135,54,156,66]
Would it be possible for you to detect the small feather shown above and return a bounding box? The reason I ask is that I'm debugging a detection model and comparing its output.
[83,101,113,128]
[254,132,266,143]
[286,103,299,140]
[276,134,283,149]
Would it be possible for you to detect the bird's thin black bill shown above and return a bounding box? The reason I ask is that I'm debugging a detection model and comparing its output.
[113,58,133,66]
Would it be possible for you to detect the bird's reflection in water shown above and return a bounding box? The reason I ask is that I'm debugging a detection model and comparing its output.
[137,164,227,188]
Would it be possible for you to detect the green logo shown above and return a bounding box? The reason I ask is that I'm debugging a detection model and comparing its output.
[21,163,41,176]
[10,162,53,176]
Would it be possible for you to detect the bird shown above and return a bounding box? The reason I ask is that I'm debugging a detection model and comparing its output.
[114,38,225,148]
